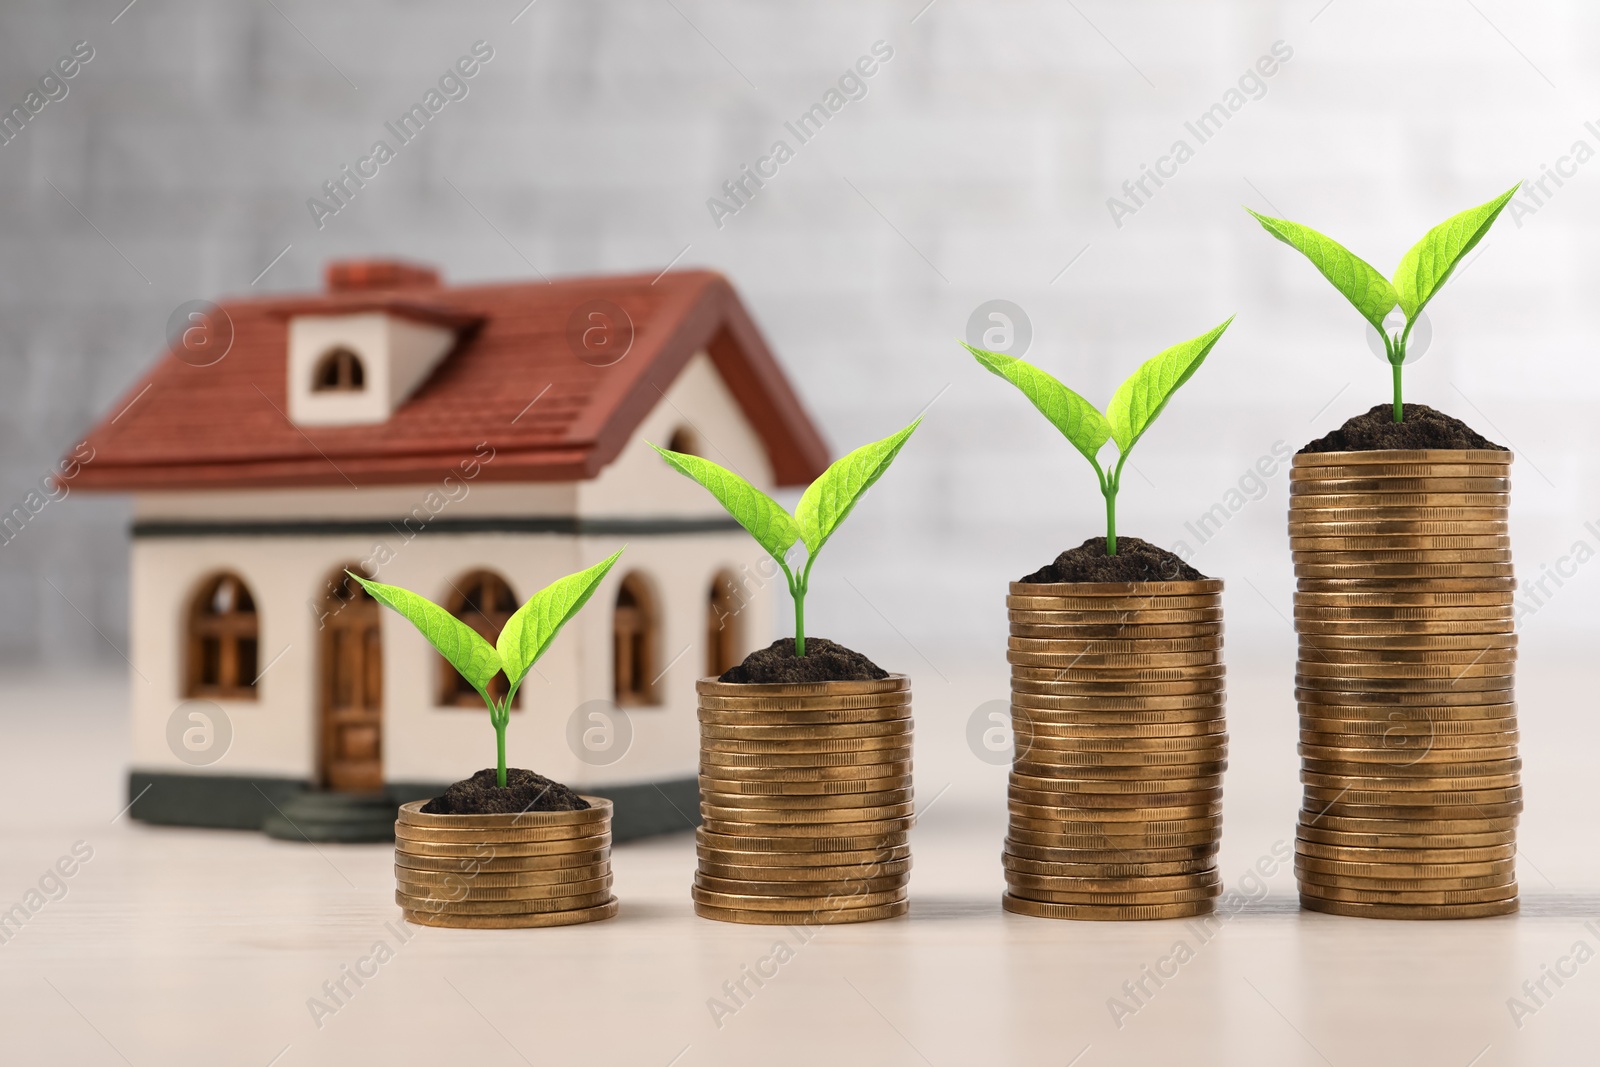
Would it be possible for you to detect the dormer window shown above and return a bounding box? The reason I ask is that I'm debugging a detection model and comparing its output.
[313,347,366,392]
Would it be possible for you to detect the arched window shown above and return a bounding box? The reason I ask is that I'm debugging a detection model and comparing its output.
[186,572,260,700]
[439,570,520,708]
[706,570,744,678]
[312,347,365,392]
[666,425,700,456]
[613,572,661,706]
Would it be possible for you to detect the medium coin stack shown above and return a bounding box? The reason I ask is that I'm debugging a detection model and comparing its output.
[1002,579,1228,920]
[394,798,617,928]
[693,676,913,924]
[1290,448,1519,919]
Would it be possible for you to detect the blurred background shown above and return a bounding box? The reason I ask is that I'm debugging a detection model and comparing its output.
[1,0,1592,671]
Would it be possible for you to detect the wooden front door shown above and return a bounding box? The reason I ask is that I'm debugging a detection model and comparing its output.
[320,576,383,792]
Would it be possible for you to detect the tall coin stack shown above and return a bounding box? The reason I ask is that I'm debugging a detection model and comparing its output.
[1002,580,1228,920]
[693,676,914,924]
[1290,448,1519,919]
[394,799,617,928]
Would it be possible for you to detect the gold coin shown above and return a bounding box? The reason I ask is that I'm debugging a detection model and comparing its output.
[1019,722,1228,742]
[1007,608,1224,626]
[1296,673,1511,693]
[1300,767,1519,789]
[1007,825,1220,849]
[1011,678,1227,697]
[1007,885,1220,905]
[1288,521,1509,537]
[1300,716,1519,738]
[394,822,608,845]
[1294,589,1513,606]
[1302,636,1517,654]
[701,802,916,824]
[1295,605,1513,622]
[1291,476,1510,495]
[694,873,905,897]
[699,859,912,881]
[1003,856,1216,878]
[397,876,612,902]
[1005,650,1223,671]
[1296,563,1516,579]
[697,706,912,727]
[396,888,613,915]
[691,885,906,912]
[1006,792,1221,817]
[395,834,609,858]
[1294,855,1515,878]
[692,899,909,925]
[1007,661,1228,682]
[1297,827,1516,850]
[698,774,914,797]
[1015,740,1228,763]
[1004,841,1216,863]
[702,817,913,838]
[1003,871,1219,893]
[1008,809,1222,834]
[701,747,912,769]
[396,798,610,831]
[1301,755,1520,778]
[699,787,914,810]
[395,864,607,888]
[1296,662,1513,681]
[1302,785,1523,808]
[1298,812,1518,835]
[696,845,910,868]
[1001,893,1212,920]
[1290,532,1509,550]
[1294,839,1516,862]
[1305,800,1524,821]
[1291,449,1511,466]
[1007,785,1226,810]
[1297,871,1518,893]
[1297,688,1514,708]
[696,676,909,698]
[1299,745,1518,766]
[393,849,608,874]
[1012,691,1226,712]
[401,899,618,929]
[1011,579,1225,597]
[1012,764,1228,786]
[1298,895,1517,919]
[700,720,909,741]
[1009,770,1224,793]
[696,828,908,853]
[1297,881,1517,906]
[1289,509,1509,526]
[696,692,912,712]
[1294,647,1515,665]
[1291,550,1512,567]
[1005,593,1222,611]
[697,761,912,782]
[1010,623,1225,642]
[1005,632,1225,652]
[700,734,911,756]
[1290,492,1509,510]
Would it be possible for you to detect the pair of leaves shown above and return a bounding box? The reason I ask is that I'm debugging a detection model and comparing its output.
[351,548,624,699]
[1247,183,1520,340]
[965,317,1233,469]
[652,419,921,571]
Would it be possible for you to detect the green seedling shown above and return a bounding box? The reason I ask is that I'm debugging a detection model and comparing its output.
[651,420,920,658]
[351,549,624,788]
[966,319,1232,557]
[1246,183,1519,423]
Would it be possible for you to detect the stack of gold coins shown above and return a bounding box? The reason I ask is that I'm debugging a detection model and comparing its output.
[1001,580,1228,920]
[394,798,617,928]
[1291,448,1519,919]
[693,676,913,924]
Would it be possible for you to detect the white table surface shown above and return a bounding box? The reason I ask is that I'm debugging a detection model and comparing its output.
[0,654,1594,1066]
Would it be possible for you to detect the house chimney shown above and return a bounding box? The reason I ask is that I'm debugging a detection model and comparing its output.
[325,259,440,292]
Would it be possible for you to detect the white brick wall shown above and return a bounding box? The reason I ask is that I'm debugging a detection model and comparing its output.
[1,0,1594,669]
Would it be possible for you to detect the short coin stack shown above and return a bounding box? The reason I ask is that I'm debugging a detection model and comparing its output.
[693,676,913,924]
[394,798,617,928]
[1002,579,1228,920]
[1290,448,1519,919]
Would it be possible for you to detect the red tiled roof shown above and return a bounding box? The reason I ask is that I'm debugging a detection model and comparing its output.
[72,267,830,491]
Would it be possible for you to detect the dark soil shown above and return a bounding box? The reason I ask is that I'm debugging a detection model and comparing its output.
[1021,536,1207,584]
[719,637,888,684]
[1300,403,1507,453]
[421,768,590,815]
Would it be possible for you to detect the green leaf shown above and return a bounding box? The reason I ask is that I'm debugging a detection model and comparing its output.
[350,572,501,694]
[1392,183,1520,319]
[965,343,1111,467]
[497,548,625,688]
[794,419,921,556]
[1245,208,1398,334]
[650,445,801,561]
[1105,317,1233,453]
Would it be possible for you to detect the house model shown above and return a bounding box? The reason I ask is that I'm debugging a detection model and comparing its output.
[71,261,828,841]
